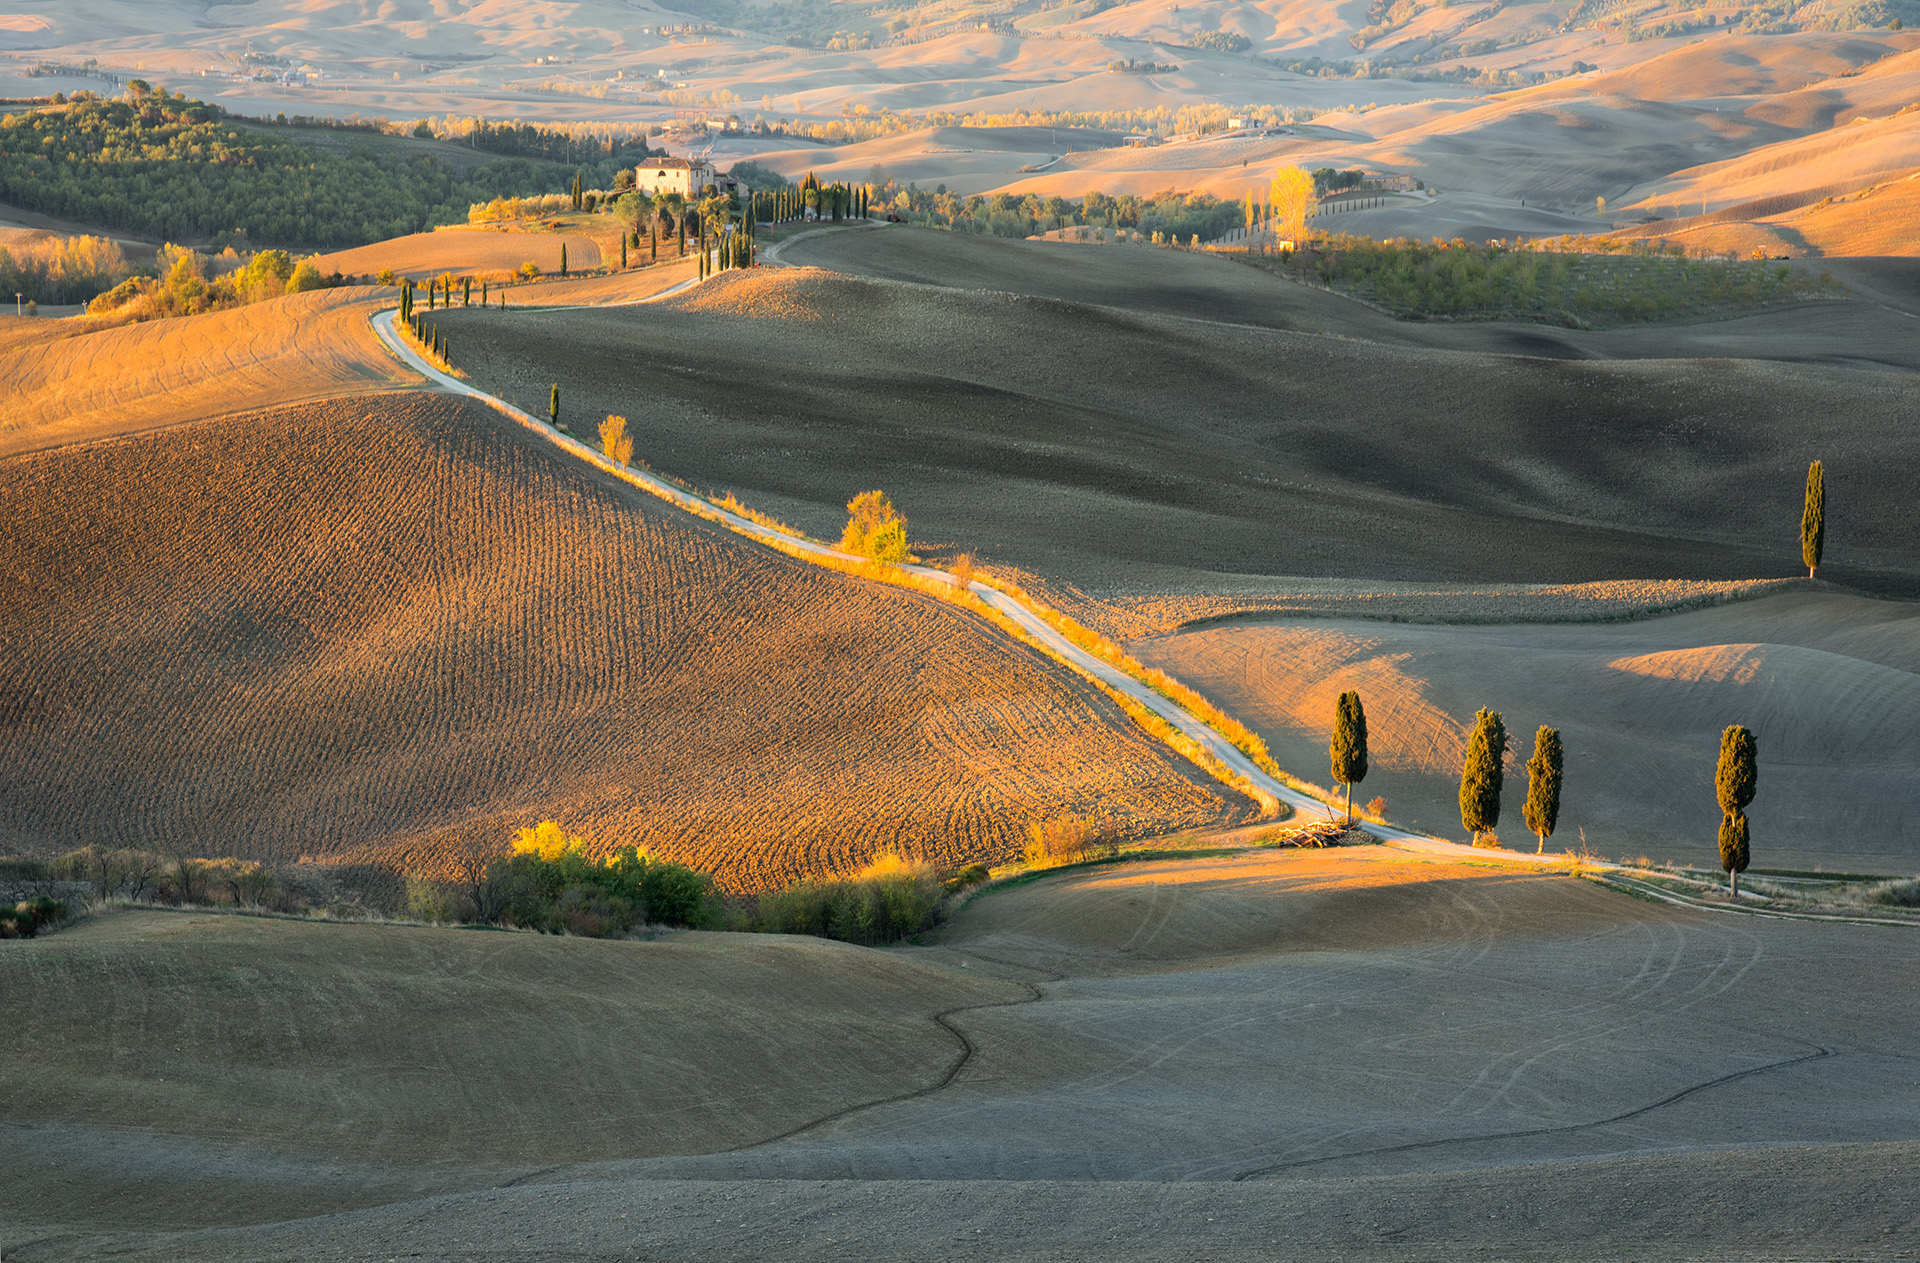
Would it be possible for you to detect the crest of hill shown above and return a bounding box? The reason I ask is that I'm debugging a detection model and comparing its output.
[316,227,603,281]
[0,287,417,458]
[0,392,1242,888]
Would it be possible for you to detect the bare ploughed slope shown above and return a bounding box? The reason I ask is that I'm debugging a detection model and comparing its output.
[445,246,1920,599]
[57,849,1918,1259]
[0,393,1242,885]
[0,909,1023,1230]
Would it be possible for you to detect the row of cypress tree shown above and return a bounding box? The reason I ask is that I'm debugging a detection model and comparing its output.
[1331,694,1562,855]
[1335,692,1755,892]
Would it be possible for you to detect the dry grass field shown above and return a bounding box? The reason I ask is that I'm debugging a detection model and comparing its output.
[442,232,1920,604]
[0,287,417,458]
[316,227,603,281]
[498,256,698,306]
[0,392,1243,889]
[1009,574,1796,642]
[1619,171,1920,259]
[1134,589,1920,872]
[18,848,1917,1260]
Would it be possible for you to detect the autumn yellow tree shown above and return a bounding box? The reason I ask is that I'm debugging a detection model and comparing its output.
[513,820,584,862]
[1269,166,1314,243]
[600,414,634,468]
[841,490,910,563]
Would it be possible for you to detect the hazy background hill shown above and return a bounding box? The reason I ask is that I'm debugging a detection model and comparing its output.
[5,2,1917,251]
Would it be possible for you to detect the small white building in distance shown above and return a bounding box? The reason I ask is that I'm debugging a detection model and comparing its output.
[633,156,722,197]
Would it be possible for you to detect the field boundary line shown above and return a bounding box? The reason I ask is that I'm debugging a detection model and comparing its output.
[724,971,1051,1153]
[1228,1045,1836,1181]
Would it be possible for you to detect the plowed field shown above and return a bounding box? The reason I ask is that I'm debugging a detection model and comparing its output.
[442,238,1920,602]
[0,910,1022,1229]
[0,393,1243,888]
[0,287,417,458]
[17,849,1919,1261]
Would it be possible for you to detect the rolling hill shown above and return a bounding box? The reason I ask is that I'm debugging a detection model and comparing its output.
[443,234,1920,601]
[0,390,1245,890]
[1135,589,1920,872]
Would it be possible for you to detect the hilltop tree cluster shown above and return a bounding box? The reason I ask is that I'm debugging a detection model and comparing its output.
[86,243,339,321]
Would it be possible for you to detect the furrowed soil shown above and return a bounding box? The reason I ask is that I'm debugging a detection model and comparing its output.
[0,393,1242,886]
[12,848,1918,1260]
[0,288,417,458]
[442,229,1920,604]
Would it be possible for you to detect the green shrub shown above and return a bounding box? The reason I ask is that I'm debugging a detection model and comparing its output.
[0,896,68,939]
[747,854,943,946]
[1867,877,1920,908]
[942,863,990,893]
[465,824,720,935]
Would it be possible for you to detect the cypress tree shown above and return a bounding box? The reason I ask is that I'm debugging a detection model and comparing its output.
[463,276,471,307]
[1717,811,1750,898]
[1802,459,1825,579]
[549,383,559,427]
[1523,726,1562,853]
[1715,724,1758,897]
[1459,708,1506,844]
[427,282,435,311]
[1715,725,1757,817]
[651,227,657,261]
[621,236,628,268]
[481,279,488,305]
[559,242,568,278]
[1329,690,1368,825]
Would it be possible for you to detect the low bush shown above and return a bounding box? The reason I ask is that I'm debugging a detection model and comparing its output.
[39,845,286,909]
[86,244,346,325]
[1866,877,1920,908]
[1023,815,1121,868]
[942,863,990,893]
[414,821,719,935]
[1254,233,1837,327]
[743,853,943,946]
[0,896,68,938]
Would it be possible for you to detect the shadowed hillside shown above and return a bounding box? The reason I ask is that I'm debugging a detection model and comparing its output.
[445,246,1920,599]
[0,393,1243,888]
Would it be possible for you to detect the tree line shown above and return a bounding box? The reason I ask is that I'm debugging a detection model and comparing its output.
[0,87,573,249]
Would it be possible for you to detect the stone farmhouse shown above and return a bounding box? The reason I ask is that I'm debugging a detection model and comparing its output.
[633,156,738,198]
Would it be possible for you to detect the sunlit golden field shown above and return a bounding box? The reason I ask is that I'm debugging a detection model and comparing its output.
[0,287,414,456]
[0,392,1243,890]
